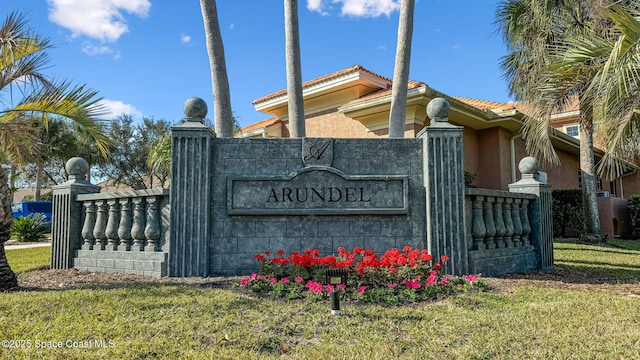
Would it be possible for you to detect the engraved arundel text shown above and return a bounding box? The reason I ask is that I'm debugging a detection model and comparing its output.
[228,168,408,215]
[266,187,372,203]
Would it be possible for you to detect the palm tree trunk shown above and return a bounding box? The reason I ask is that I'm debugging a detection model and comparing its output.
[200,0,234,138]
[284,0,305,138]
[579,110,602,240]
[0,168,18,291]
[388,0,415,138]
[35,162,44,201]
[9,164,16,204]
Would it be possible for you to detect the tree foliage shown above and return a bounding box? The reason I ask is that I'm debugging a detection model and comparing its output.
[96,115,171,190]
[0,11,109,290]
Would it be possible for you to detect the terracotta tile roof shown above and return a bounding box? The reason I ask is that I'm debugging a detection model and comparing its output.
[252,64,391,105]
[453,96,516,112]
[342,79,427,106]
[239,117,280,133]
[508,97,580,118]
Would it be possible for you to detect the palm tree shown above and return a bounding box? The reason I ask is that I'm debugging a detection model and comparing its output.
[496,0,612,240]
[388,0,416,138]
[284,0,305,138]
[0,12,109,291]
[29,118,79,200]
[200,0,234,138]
[572,5,640,178]
[147,133,171,187]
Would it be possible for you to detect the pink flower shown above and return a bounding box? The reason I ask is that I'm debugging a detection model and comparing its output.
[438,278,449,285]
[406,279,421,289]
[305,280,324,295]
[386,282,398,288]
[324,285,335,293]
[463,274,478,283]
[337,284,346,290]
[357,286,369,295]
[280,277,289,284]
[240,277,250,287]
[294,276,304,283]
[426,271,438,286]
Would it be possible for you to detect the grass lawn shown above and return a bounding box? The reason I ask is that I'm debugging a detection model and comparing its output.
[554,238,640,281]
[1,241,639,359]
[5,246,50,274]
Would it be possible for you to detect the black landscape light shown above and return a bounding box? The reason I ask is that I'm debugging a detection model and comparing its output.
[324,268,347,315]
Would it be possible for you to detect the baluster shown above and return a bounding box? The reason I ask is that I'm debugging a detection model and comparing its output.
[144,196,161,252]
[520,199,531,246]
[471,195,486,250]
[131,197,146,251]
[504,198,515,247]
[93,200,108,250]
[493,197,506,248]
[81,201,97,250]
[118,198,133,251]
[512,198,523,247]
[483,196,496,249]
[105,199,120,250]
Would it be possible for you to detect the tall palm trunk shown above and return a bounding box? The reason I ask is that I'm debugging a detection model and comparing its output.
[579,105,602,239]
[200,0,233,138]
[284,0,305,138]
[0,168,18,291]
[9,164,17,204]
[388,0,415,138]
[35,162,44,201]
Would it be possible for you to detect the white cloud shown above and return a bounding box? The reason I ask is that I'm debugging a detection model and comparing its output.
[307,0,399,17]
[47,0,151,42]
[98,99,143,120]
[230,23,235,30]
[180,34,191,44]
[81,43,121,59]
[307,0,329,15]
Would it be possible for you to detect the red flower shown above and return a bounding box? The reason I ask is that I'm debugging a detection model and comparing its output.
[433,263,443,270]
[264,251,270,256]
[276,249,285,256]
[419,254,433,262]
[253,254,266,262]
[353,247,363,254]
[402,246,413,253]
[440,255,449,263]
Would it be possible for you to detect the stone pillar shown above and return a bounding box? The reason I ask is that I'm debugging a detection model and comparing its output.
[509,157,554,271]
[418,98,468,276]
[51,157,100,269]
[169,97,214,277]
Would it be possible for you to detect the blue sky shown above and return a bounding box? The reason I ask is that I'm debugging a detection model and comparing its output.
[2,0,510,128]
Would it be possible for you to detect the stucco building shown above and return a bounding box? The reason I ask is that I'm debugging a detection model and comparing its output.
[239,65,640,237]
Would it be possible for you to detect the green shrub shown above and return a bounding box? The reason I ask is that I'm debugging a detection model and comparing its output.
[627,195,640,238]
[552,189,584,238]
[464,171,477,187]
[11,214,49,242]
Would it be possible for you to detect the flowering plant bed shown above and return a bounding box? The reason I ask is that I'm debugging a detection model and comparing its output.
[238,246,487,305]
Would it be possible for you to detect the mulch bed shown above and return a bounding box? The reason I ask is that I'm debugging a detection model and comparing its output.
[14,267,640,298]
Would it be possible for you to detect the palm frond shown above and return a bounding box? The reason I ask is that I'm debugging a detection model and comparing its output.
[0,80,111,157]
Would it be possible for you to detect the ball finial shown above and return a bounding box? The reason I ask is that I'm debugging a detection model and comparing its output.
[184,97,208,122]
[427,98,451,122]
[518,157,539,175]
[65,157,89,181]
